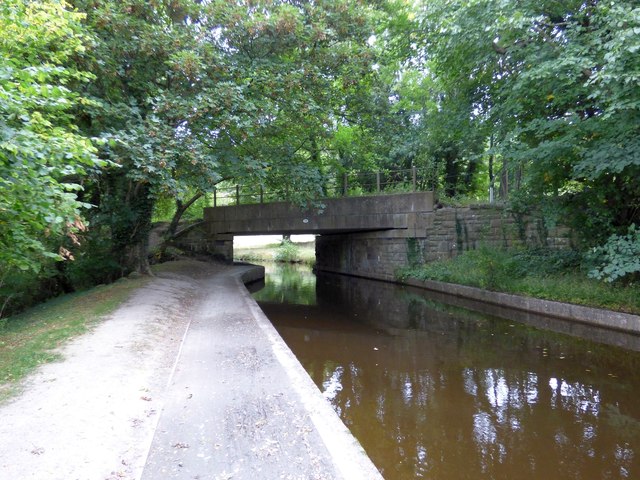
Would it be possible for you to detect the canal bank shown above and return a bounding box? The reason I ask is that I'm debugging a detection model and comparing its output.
[315,265,640,336]
[141,262,382,480]
[401,277,640,335]
[256,263,640,480]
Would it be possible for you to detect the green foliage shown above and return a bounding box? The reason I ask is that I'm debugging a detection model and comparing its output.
[235,240,315,266]
[3,0,638,309]
[427,247,520,290]
[152,193,212,223]
[589,225,640,283]
[509,248,584,277]
[0,0,103,274]
[252,263,316,306]
[406,238,423,267]
[402,247,585,289]
[394,0,640,240]
[0,268,54,319]
[275,239,302,263]
[399,246,640,314]
[62,0,389,274]
[64,230,122,288]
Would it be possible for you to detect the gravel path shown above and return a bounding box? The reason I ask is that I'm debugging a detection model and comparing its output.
[0,261,216,480]
[0,260,382,480]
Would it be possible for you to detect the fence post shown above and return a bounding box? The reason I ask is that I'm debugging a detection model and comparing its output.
[343,173,348,196]
[412,166,417,191]
[236,185,240,205]
[214,188,217,207]
[260,186,264,204]
[376,172,381,193]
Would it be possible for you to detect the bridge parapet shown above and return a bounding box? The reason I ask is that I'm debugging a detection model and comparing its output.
[204,191,434,236]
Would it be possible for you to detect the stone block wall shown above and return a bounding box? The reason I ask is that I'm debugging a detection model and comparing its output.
[315,231,409,282]
[315,205,571,281]
[422,205,570,262]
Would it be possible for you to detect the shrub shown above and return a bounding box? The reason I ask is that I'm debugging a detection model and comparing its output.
[510,248,584,277]
[274,239,300,263]
[589,225,640,283]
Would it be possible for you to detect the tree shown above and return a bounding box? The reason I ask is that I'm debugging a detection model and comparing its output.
[69,0,209,275]
[405,0,639,243]
[488,0,640,242]
[0,0,104,275]
[62,0,389,275]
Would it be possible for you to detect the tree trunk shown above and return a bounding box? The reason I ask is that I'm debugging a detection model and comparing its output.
[442,144,460,197]
[157,192,204,259]
[488,134,495,203]
[122,239,152,275]
[499,157,509,200]
[105,174,154,276]
[463,157,479,194]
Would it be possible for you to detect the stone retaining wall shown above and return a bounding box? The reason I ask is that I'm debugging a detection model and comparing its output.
[315,205,571,281]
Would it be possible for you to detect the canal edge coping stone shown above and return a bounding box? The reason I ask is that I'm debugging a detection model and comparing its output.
[402,277,640,335]
[231,264,385,480]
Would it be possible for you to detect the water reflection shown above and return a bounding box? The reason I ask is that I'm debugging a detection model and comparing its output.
[251,263,316,305]
[255,265,640,480]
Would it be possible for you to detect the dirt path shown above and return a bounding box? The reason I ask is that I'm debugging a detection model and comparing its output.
[0,260,382,480]
[0,261,221,480]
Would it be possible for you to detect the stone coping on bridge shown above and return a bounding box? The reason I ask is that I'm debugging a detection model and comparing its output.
[203,191,434,235]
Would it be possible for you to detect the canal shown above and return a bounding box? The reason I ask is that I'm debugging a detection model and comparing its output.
[252,263,640,480]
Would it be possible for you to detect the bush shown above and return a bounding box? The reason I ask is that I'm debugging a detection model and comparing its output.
[399,246,586,291]
[274,239,301,263]
[64,233,122,289]
[397,245,640,313]
[589,225,640,283]
[0,264,61,319]
[510,248,584,277]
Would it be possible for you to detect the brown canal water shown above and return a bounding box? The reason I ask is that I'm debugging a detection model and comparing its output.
[252,263,640,480]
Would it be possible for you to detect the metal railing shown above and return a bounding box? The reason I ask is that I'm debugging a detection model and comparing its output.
[211,166,435,207]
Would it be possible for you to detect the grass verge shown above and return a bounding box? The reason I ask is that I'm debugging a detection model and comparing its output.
[398,247,640,315]
[0,276,147,402]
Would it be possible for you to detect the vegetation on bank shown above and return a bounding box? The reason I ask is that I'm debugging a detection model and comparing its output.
[398,247,640,315]
[234,240,315,266]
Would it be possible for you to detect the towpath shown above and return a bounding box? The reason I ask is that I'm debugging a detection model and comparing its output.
[0,260,381,480]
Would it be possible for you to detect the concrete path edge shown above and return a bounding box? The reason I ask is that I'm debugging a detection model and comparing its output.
[231,265,384,479]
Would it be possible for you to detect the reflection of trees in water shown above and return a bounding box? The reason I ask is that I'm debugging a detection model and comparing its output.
[310,353,639,479]
[279,273,640,479]
[260,269,640,478]
[252,263,316,305]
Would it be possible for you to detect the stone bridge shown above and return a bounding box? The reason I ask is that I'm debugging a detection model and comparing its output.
[203,192,433,271]
[198,190,567,282]
[204,192,434,236]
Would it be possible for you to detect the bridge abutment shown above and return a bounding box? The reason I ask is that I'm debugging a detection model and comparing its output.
[314,204,571,281]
